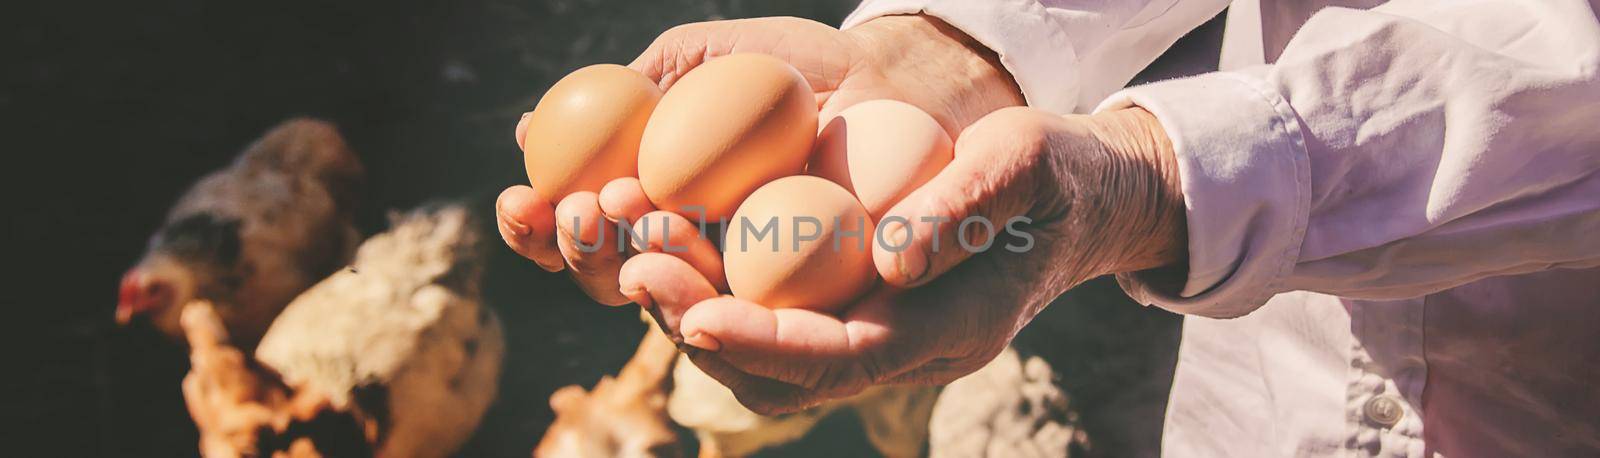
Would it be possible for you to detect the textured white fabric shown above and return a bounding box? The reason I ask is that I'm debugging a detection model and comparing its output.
[846,1,1600,456]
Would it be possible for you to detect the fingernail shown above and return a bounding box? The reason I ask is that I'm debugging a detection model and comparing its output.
[898,248,927,285]
[499,210,531,236]
[886,223,928,284]
[621,286,654,309]
[684,332,721,352]
[514,111,532,148]
[559,217,599,246]
[885,221,910,248]
[556,220,578,244]
[536,259,564,272]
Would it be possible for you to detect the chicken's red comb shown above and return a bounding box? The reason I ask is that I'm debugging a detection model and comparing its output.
[116,269,167,324]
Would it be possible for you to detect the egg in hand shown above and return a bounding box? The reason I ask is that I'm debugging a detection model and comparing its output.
[521,64,662,202]
[638,53,818,221]
[810,99,953,220]
[723,176,877,313]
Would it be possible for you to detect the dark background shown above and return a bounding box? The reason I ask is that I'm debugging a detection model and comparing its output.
[4,1,1220,456]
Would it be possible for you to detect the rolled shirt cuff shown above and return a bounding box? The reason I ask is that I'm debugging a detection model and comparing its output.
[841,0,1080,114]
[1096,70,1312,318]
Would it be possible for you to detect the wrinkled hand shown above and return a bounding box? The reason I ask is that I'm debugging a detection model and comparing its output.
[621,107,1186,414]
[497,15,1024,304]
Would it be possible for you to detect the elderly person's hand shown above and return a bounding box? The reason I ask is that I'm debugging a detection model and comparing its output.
[496,15,1024,304]
[622,106,1187,414]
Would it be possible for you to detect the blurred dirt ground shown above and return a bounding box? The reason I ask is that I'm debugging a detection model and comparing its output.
[5,1,1218,456]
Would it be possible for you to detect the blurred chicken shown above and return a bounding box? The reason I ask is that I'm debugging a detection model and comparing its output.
[928,347,1086,457]
[180,300,370,458]
[668,354,937,458]
[535,311,938,458]
[183,205,503,457]
[535,322,1085,458]
[253,204,504,458]
[670,347,1079,458]
[118,118,364,348]
[534,313,683,458]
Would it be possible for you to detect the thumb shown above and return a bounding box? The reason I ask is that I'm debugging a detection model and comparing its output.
[626,21,726,91]
[873,107,1057,287]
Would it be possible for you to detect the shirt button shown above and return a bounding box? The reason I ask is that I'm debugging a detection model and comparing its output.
[1363,395,1404,428]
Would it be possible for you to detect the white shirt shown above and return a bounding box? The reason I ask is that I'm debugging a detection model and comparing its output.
[844,1,1600,456]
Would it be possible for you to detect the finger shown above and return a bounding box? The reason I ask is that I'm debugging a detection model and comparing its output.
[497,186,564,271]
[628,210,726,290]
[874,265,1030,386]
[515,111,532,150]
[597,177,656,224]
[873,108,1051,287]
[676,297,893,396]
[617,252,719,337]
[678,349,828,416]
[555,192,630,305]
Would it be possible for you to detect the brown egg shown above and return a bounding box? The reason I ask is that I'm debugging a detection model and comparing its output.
[810,100,953,220]
[638,54,818,221]
[723,176,877,313]
[522,64,662,202]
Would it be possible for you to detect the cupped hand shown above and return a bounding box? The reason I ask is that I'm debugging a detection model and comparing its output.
[620,107,1187,414]
[498,15,1024,305]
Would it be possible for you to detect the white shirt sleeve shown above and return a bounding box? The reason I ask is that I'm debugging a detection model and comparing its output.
[1104,1,1600,318]
[841,0,1229,114]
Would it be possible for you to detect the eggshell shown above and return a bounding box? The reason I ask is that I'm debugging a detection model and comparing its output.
[522,64,662,202]
[723,176,877,313]
[638,53,818,221]
[810,99,953,220]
